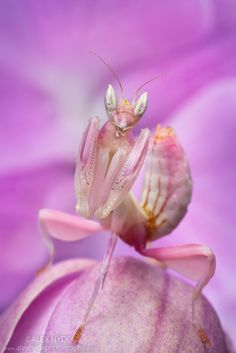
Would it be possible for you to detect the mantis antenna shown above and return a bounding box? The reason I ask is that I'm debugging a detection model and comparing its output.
[90,51,123,95]
[133,72,178,102]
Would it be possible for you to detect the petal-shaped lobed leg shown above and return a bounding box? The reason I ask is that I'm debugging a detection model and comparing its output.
[73,232,118,344]
[140,243,216,347]
[37,209,103,273]
[140,243,216,299]
[141,126,192,240]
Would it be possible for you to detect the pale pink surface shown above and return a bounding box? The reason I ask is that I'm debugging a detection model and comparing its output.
[0,257,230,353]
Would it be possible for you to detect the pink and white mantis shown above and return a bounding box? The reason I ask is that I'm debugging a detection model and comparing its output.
[38,70,216,346]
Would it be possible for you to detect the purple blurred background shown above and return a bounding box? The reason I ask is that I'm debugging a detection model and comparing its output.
[0,0,236,346]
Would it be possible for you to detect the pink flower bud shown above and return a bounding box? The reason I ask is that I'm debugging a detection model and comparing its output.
[0,257,230,353]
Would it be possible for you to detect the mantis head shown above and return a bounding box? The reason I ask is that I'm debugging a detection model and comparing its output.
[105,84,148,136]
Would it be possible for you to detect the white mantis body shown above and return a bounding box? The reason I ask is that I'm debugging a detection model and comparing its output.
[38,63,216,346]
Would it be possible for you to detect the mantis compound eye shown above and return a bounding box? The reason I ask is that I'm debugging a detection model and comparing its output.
[105,84,117,112]
[134,92,148,119]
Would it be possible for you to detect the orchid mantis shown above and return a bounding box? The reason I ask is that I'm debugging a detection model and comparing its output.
[38,73,215,346]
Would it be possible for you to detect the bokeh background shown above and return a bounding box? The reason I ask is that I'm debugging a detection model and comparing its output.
[0,0,236,347]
